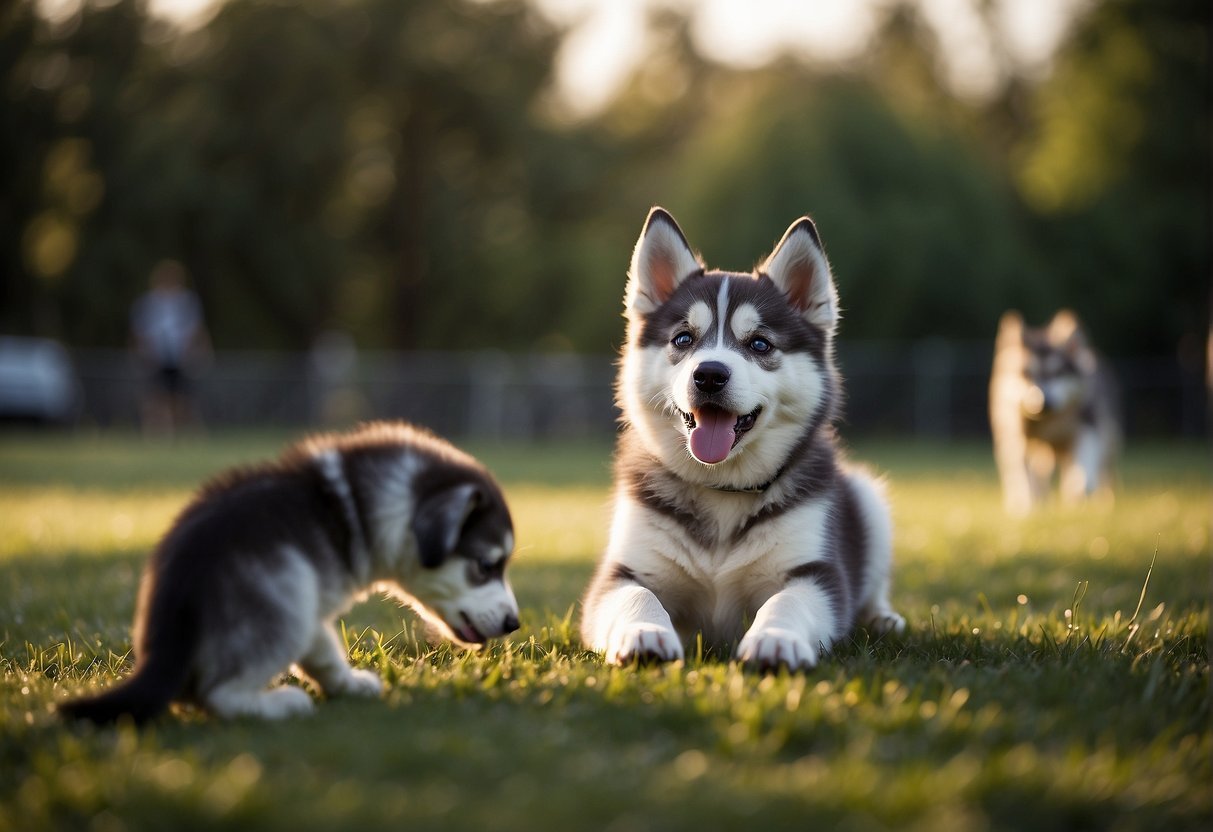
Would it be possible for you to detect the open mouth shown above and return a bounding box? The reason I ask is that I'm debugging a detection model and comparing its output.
[456,612,487,645]
[678,404,761,464]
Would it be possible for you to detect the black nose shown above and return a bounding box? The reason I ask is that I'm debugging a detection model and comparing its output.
[502,613,520,634]
[693,361,730,394]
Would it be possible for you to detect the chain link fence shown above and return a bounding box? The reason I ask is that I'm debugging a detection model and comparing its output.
[58,343,1208,440]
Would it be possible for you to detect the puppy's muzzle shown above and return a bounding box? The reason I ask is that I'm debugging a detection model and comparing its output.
[457,610,521,644]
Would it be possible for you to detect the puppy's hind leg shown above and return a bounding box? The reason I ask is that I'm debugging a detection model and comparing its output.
[199,617,315,718]
[1061,428,1103,504]
[846,471,905,636]
[199,547,319,719]
[199,629,315,719]
[994,437,1033,516]
[297,623,383,698]
[1026,440,1056,508]
[204,667,315,720]
[857,569,907,636]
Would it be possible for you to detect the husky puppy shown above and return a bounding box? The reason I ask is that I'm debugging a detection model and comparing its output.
[581,208,904,670]
[60,421,519,723]
[989,310,1120,515]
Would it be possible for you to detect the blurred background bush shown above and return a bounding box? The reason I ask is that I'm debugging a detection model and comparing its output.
[1,0,1208,436]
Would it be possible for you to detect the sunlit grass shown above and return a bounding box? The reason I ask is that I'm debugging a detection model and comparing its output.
[0,488,183,559]
[0,432,1208,831]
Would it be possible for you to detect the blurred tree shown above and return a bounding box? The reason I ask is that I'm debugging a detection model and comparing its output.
[4,0,615,351]
[128,0,356,347]
[52,0,160,347]
[0,0,58,335]
[341,0,578,350]
[544,10,730,351]
[588,0,1208,355]
[0,1,119,338]
[665,70,1036,342]
[0,0,1205,358]
[1012,0,1209,354]
[586,7,1040,344]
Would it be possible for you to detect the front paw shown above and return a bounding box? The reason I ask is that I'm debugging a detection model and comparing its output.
[866,610,906,636]
[607,623,684,666]
[329,668,384,698]
[737,628,817,672]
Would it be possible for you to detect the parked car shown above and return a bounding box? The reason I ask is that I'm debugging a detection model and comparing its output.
[0,336,80,424]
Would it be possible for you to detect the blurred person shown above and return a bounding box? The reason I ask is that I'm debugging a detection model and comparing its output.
[989,310,1120,515]
[130,260,211,436]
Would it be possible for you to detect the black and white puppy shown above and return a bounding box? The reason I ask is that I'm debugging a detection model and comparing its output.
[61,421,519,723]
[582,208,904,670]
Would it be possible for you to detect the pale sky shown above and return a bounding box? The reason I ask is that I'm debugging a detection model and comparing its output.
[36,0,1087,116]
[536,0,1087,114]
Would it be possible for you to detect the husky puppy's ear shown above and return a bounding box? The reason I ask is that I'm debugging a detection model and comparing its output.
[998,310,1024,336]
[413,482,482,568]
[626,207,702,315]
[760,217,839,333]
[996,310,1025,349]
[1049,309,1096,372]
[1048,309,1081,344]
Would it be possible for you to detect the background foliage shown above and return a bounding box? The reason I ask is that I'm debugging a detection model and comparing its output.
[1,0,1208,356]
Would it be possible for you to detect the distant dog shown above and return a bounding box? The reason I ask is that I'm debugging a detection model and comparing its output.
[581,208,904,671]
[989,310,1120,515]
[60,422,519,723]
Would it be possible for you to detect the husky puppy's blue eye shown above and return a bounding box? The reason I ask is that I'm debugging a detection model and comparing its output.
[672,332,694,348]
[749,336,772,353]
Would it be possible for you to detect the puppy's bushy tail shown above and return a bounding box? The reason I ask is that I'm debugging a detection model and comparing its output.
[58,648,191,726]
[60,594,197,725]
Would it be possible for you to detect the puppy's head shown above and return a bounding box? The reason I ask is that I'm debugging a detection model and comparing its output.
[619,208,840,484]
[403,474,519,648]
[998,309,1095,419]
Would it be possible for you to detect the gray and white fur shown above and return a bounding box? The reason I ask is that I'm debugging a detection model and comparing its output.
[60,421,519,723]
[989,310,1120,515]
[581,208,904,670]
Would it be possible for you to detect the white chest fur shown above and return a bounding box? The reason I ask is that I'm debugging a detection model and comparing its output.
[608,491,832,645]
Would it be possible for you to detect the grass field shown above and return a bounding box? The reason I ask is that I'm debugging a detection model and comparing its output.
[0,431,1208,831]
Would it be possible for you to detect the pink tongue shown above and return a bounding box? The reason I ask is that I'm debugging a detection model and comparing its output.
[689,408,735,464]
